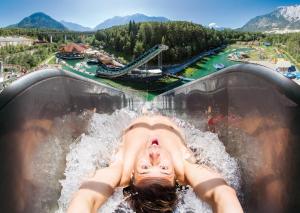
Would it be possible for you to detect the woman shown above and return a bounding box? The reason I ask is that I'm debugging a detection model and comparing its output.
[67,115,243,213]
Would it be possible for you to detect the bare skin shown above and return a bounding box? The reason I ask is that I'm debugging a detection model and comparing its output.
[67,115,243,213]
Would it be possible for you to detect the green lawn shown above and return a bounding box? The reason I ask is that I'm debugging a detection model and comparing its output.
[280,49,300,70]
[247,46,273,60]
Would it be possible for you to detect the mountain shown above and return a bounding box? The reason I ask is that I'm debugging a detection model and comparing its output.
[12,12,67,30]
[94,13,169,30]
[60,20,92,32]
[240,5,300,32]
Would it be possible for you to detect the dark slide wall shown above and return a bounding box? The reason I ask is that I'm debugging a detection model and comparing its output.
[156,64,300,213]
[0,64,300,212]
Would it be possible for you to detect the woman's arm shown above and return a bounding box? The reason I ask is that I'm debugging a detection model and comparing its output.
[67,163,123,213]
[184,160,243,213]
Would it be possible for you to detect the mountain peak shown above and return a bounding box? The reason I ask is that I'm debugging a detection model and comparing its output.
[94,13,169,30]
[8,12,169,31]
[131,13,145,16]
[60,20,92,32]
[276,5,300,22]
[30,12,49,17]
[240,4,300,32]
[15,12,67,30]
[277,4,300,9]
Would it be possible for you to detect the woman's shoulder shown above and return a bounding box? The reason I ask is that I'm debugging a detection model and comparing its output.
[183,148,197,164]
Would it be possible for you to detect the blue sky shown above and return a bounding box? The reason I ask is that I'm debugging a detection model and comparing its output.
[0,0,299,28]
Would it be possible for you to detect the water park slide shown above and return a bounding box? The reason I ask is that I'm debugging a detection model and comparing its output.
[96,44,168,78]
[0,64,299,212]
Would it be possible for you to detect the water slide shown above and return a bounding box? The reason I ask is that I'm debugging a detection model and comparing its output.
[95,44,168,78]
[0,64,300,212]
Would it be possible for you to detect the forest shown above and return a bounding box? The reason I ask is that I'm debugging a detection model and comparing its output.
[95,21,263,64]
[264,33,300,63]
[1,24,299,68]
[0,43,58,69]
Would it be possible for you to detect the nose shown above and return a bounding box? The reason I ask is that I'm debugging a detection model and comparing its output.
[149,150,160,165]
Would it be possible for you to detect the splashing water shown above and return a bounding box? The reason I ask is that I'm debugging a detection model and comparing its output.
[56,108,241,213]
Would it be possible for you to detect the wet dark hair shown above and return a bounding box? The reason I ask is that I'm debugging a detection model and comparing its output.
[123,180,178,213]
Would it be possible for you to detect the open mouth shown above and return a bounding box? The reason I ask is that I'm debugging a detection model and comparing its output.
[151,139,159,145]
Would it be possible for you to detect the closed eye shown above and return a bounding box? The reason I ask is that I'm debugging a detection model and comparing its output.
[160,167,171,175]
[141,165,149,169]
[160,165,168,170]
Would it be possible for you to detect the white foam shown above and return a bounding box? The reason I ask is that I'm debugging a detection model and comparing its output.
[56,108,241,213]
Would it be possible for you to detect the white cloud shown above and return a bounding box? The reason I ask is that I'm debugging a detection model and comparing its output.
[208,22,219,29]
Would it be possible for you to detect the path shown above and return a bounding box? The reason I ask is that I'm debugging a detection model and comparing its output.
[41,54,55,65]
[165,73,194,82]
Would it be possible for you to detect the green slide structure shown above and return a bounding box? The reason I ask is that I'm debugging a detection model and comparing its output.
[95,44,168,78]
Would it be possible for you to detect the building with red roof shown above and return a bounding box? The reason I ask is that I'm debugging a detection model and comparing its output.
[57,43,88,59]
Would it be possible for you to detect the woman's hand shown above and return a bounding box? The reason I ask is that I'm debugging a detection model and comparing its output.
[183,160,243,213]
[67,163,123,213]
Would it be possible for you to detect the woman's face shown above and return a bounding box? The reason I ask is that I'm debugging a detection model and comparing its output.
[133,139,175,186]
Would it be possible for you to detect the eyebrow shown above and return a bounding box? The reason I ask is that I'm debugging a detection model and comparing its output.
[138,170,171,175]
[124,122,185,142]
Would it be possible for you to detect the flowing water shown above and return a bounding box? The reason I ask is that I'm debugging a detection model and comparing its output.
[55,107,241,213]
